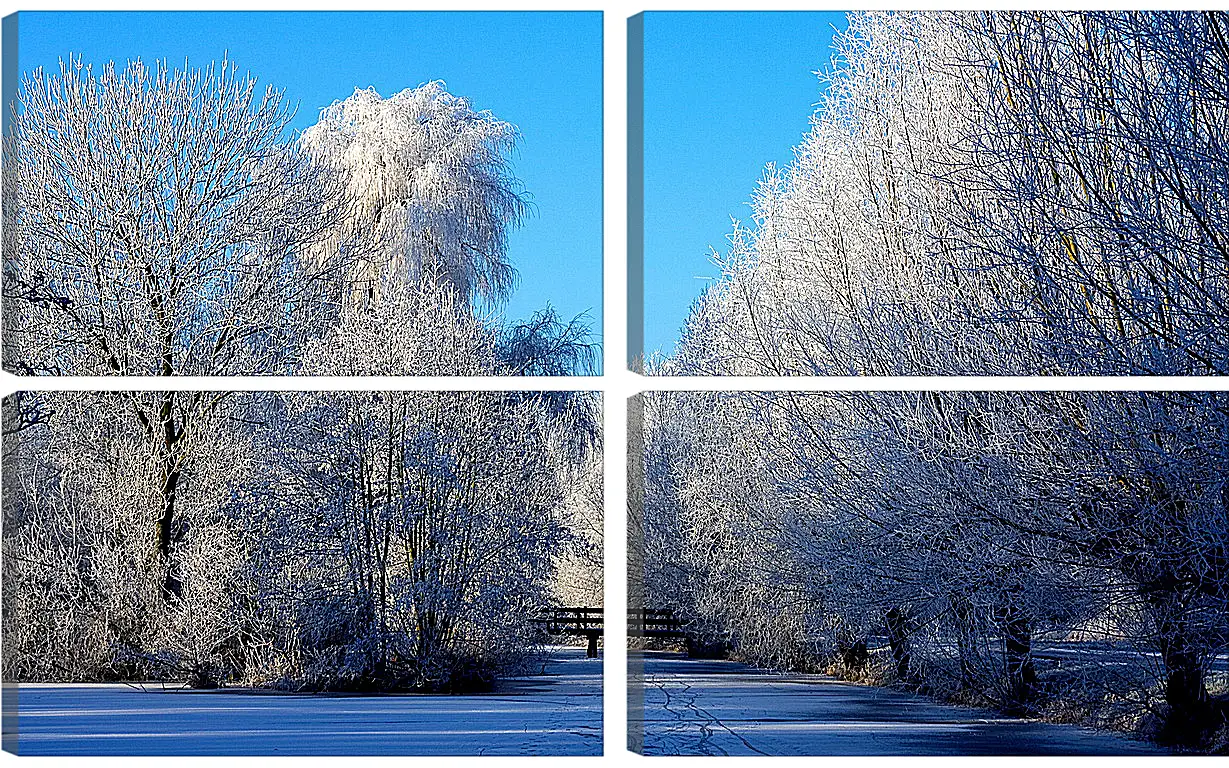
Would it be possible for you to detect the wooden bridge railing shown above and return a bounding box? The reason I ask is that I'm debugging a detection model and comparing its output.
[534,607,604,635]
[628,608,687,638]
[532,607,691,657]
[532,607,604,657]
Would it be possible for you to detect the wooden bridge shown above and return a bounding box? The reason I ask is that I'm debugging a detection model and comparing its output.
[533,607,689,657]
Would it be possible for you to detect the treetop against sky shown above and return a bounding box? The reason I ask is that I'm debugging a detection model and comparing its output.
[642,11,848,357]
[13,10,603,342]
[655,11,1229,376]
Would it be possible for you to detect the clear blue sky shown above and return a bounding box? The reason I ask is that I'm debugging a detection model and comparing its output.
[643,11,848,357]
[15,11,603,353]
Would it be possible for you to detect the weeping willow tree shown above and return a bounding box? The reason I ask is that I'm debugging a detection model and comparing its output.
[297,82,598,376]
[300,82,527,307]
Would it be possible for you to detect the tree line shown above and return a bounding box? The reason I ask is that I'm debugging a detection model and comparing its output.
[635,389,1228,749]
[4,388,602,692]
[658,11,1229,376]
[637,10,1229,752]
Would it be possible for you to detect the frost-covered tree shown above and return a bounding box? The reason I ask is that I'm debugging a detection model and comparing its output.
[253,391,581,690]
[499,308,599,376]
[300,82,526,306]
[0,389,243,608]
[1029,392,1229,741]
[3,57,348,377]
[2,391,256,685]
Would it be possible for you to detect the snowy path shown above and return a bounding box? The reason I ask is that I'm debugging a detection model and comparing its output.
[633,652,1164,755]
[10,647,601,755]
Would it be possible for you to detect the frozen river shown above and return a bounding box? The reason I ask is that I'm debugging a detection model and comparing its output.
[8,646,601,755]
[632,652,1164,755]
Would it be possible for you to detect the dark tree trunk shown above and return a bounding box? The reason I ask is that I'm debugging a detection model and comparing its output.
[951,598,977,690]
[685,635,730,659]
[1000,602,1036,714]
[838,639,869,671]
[1152,605,1216,746]
[886,607,912,681]
[1127,479,1221,746]
[156,462,183,599]
[155,393,184,600]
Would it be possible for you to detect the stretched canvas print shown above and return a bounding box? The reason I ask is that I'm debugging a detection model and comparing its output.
[1,11,603,376]
[629,391,1229,755]
[2,389,603,755]
[630,10,1229,375]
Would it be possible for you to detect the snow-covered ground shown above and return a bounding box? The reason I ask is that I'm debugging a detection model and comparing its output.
[9,646,601,755]
[632,651,1165,755]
